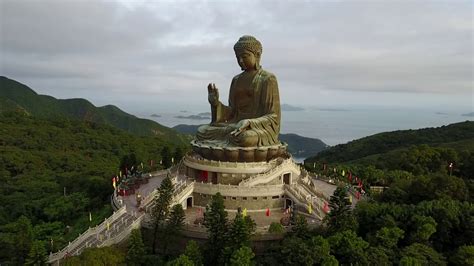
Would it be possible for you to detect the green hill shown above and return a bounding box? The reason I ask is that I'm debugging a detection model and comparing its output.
[172,124,328,157]
[0,76,188,143]
[0,111,186,263]
[306,121,474,164]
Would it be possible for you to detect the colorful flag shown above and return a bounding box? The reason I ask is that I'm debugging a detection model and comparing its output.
[89,212,92,222]
[265,208,270,217]
[323,202,330,213]
[243,208,247,217]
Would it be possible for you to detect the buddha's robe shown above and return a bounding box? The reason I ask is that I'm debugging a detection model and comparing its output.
[196,69,281,147]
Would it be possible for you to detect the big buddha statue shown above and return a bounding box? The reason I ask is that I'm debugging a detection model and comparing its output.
[193,35,286,162]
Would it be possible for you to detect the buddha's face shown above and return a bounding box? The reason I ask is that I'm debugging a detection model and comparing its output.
[236,50,259,71]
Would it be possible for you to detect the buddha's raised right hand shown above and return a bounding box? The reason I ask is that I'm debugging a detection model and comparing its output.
[207,83,219,106]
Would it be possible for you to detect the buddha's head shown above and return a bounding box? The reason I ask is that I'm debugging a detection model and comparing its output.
[234,35,262,71]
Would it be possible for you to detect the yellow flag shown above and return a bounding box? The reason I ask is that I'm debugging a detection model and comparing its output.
[107,222,110,231]
[308,203,312,214]
[119,171,122,178]
[349,194,353,204]
[342,170,345,176]
[243,208,247,217]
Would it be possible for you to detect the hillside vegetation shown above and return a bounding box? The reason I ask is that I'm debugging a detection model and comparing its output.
[0,111,185,264]
[306,121,474,164]
[0,76,188,142]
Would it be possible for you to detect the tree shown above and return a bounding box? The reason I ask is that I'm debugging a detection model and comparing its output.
[366,246,390,266]
[308,235,333,265]
[203,192,228,265]
[268,222,285,234]
[229,246,255,266]
[161,146,172,168]
[328,230,369,265]
[291,214,309,239]
[227,212,256,249]
[375,226,405,249]
[25,240,47,265]
[151,177,174,254]
[184,240,203,266]
[400,243,446,266]
[163,204,186,256]
[279,236,314,266]
[126,229,146,266]
[166,255,194,266]
[408,215,437,244]
[174,147,184,163]
[2,215,34,265]
[449,245,474,266]
[325,187,358,233]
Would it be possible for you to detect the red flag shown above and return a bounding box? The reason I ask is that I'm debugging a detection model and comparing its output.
[348,172,352,183]
[355,191,361,199]
[358,180,363,188]
[323,202,330,213]
[266,208,270,217]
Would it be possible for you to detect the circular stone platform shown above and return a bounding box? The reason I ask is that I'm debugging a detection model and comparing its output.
[191,140,288,162]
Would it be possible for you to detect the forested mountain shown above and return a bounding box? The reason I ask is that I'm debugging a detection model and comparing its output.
[306,121,474,164]
[0,76,187,141]
[0,111,185,264]
[172,124,328,157]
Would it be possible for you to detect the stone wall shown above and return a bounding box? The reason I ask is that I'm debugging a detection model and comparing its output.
[192,192,285,210]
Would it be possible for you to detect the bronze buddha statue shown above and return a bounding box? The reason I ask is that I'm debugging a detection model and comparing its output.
[196,35,281,148]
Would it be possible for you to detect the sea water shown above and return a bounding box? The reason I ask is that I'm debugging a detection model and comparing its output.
[138,107,471,147]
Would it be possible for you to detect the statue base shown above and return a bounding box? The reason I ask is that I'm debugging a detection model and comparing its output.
[190,140,288,162]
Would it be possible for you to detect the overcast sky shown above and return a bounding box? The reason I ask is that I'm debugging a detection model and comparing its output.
[1,0,473,115]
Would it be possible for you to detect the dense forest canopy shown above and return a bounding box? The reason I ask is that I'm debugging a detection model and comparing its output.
[0,111,186,264]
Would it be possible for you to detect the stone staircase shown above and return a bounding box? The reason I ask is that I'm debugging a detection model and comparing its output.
[239,158,300,186]
[48,174,195,264]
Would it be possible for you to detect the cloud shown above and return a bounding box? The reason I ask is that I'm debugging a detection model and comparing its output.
[1,0,472,112]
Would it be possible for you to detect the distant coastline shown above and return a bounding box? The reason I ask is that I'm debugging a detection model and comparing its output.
[461,112,474,117]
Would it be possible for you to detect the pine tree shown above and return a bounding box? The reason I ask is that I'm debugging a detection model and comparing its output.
[161,146,172,168]
[25,240,47,266]
[229,246,255,266]
[203,192,228,265]
[325,187,357,233]
[184,240,203,266]
[126,229,146,266]
[151,176,174,254]
[163,204,186,256]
